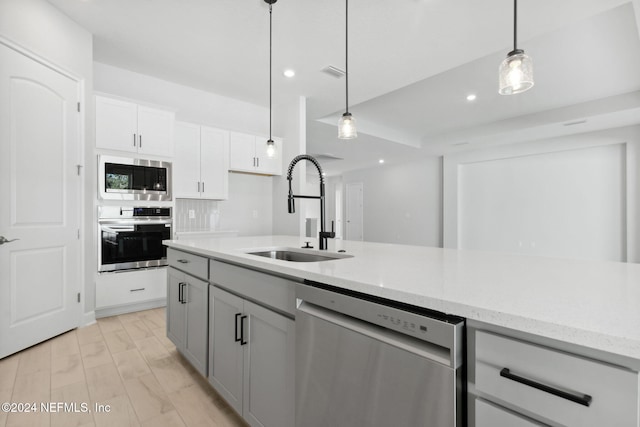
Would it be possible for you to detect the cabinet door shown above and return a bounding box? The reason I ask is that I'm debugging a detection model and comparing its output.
[200,126,229,200]
[243,300,295,427]
[229,132,257,172]
[166,268,186,349]
[137,105,175,157]
[183,275,209,376]
[210,286,244,415]
[174,122,202,199]
[95,96,137,153]
[256,136,282,176]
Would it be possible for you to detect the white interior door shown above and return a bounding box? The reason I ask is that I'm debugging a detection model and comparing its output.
[346,182,364,241]
[0,44,82,359]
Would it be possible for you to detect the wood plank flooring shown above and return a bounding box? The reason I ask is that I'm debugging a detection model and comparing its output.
[0,307,247,427]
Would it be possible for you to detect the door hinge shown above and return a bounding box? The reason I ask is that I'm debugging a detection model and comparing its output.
[77,292,81,303]
[77,102,81,112]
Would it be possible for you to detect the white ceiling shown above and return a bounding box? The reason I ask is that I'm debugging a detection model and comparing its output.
[47,0,640,175]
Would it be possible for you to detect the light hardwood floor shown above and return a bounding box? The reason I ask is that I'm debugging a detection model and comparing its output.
[0,307,247,427]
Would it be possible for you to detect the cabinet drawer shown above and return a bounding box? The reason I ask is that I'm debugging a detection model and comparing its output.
[476,399,543,427]
[209,260,296,315]
[96,268,166,309]
[168,248,208,280]
[475,331,639,427]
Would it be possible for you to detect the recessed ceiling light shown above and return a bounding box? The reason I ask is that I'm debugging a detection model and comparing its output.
[466,94,477,102]
[283,69,295,78]
[379,159,385,164]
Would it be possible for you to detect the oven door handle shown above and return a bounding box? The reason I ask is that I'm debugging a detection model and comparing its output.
[101,226,136,232]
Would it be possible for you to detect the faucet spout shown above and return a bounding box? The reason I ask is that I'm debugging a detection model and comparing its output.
[286,155,335,250]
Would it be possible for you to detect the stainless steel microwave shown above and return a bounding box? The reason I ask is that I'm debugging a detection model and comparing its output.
[98,155,172,201]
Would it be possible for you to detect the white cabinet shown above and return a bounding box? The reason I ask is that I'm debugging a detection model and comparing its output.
[174,122,229,200]
[167,260,209,376]
[95,268,166,318]
[96,95,174,157]
[229,131,282,175]
[209,286,294,427]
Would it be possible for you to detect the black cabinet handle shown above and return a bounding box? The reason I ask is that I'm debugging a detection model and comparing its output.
[240,315,248,345]
[178,282,184,303]
[177,259,189,264]
[235,313,242,342]
[130,288,145,292]
[179,283,187,304]
[500,368,592,407]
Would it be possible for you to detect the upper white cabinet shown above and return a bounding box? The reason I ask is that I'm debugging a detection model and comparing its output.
[229,131,282,175]
[174,122,229,200]
[95,95,175,157]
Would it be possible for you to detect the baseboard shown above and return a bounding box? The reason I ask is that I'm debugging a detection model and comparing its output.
[95,298,167,319]
[82,311,96,327]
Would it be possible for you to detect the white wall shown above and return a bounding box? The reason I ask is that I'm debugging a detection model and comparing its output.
[444,125,640,263]
[94,62,269,134]
[340,157,443,247]
[0,0,95,322]
[272,96,307,237]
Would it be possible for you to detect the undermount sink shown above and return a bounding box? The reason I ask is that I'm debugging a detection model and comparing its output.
[246,248,353,262]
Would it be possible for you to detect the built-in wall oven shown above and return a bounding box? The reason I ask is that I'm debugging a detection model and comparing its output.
[296,281,465,427]
[99,155,172,201]
[98,206,172,273]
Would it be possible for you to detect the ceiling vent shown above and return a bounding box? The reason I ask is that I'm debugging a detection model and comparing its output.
[321,66,346,78]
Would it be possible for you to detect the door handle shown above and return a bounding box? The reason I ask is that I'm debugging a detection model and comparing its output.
[139,134,142,148]
[178,282,184,303]
[240,315,248,345]
[0,236,19,245]
[499,368,592,407]
[235,313,242,342]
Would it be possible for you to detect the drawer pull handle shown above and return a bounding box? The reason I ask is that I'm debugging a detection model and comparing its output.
[177,259,189,264]
[234,313,242,342]
[130,288,145,292]
[499,368,592,407]
[240,315,248,346]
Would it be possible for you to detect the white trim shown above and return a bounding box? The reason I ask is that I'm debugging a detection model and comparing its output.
[443,126,640,262]
[82,311,96,327]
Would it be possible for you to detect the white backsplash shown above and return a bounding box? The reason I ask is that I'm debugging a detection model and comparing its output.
[175,199,220,232]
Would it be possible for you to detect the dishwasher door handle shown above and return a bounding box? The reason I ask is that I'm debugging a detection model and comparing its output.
[297,301,451,367]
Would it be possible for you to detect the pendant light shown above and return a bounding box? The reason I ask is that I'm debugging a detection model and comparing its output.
[265,0,277,157]
[498,0,534,95]
[338,0,357,139]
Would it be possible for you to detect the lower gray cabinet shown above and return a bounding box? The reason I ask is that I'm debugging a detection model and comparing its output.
[166,267,208,376]
[209,285,295,427]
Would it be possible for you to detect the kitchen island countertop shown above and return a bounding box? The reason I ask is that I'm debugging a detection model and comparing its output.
[164,235,640,361]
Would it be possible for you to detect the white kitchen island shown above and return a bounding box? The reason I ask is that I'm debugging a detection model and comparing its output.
[164,235,640,427]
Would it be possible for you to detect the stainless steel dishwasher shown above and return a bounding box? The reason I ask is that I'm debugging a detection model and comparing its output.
[296,281,465,427]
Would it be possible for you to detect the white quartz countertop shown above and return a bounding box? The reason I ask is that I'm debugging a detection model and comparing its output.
[163,235,640,361]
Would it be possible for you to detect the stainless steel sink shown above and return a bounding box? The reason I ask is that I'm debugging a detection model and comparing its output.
[246,248,353,262]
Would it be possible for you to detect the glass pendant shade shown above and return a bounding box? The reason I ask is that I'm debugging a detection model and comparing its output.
[338,112,357,139]
[266,139,275,158]
[499,50,534,95]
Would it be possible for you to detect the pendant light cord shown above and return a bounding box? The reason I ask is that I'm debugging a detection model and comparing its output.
[269,3,273,140]
[513,0,517,51]
[345,0,349,114]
